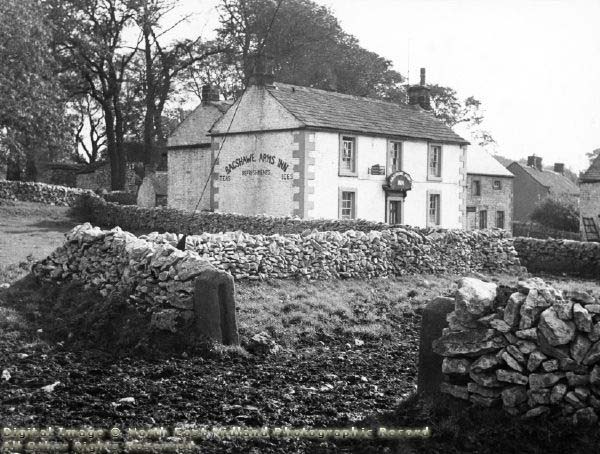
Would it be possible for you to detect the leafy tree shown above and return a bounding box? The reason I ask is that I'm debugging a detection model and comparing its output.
[134,0,222,170]
[50,0,141,189]
[0,0,73,179]
[209,0,486,136]
[586,148,600,167]
[531,196,580,233]
[429,84,495,147]
[207,0,405,100]
[73,95,107,164]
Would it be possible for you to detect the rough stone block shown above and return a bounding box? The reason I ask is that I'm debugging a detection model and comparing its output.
[417,297,454,395]
[193,269,239,345]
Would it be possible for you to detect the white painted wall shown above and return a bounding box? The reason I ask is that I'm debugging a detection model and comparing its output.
[214,131,296,217]
[312,131,464,228]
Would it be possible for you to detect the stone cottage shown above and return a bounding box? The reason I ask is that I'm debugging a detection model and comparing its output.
[166,86,232,211]
[168,70,470,229]
[579,154,600,241]
[507,157,579,222]
[466,148,514,230]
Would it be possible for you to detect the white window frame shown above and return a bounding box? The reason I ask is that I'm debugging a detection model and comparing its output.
[388,140,403,174]
[426,191,441,226]
[339,188,357,220]
[428,144,442,181]
[339,135,357,176]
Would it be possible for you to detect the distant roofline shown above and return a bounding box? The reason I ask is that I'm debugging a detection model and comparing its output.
[508,161,579,192]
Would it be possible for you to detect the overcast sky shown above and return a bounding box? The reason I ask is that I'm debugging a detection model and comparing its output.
[176,0,600,172]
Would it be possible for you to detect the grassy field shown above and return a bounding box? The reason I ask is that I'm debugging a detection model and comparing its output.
[0,199,78,269]
[1,201,600,453]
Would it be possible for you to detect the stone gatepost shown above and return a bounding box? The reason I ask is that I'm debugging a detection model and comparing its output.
[417,296,455,395]
[193,269,239,345]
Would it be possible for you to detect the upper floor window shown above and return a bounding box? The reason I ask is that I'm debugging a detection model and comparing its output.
[428,144,442,179]
[472,180,481,196]
[493,179,502,190]
[389,141,403,173]
[339,135,357,176]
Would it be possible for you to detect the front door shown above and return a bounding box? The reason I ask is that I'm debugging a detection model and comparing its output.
[467,210,477,230]
[388,199,403,225]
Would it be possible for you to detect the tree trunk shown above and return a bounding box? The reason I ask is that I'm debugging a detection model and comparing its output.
[103,105,121,191]
[113,96,127,190]
[143,22,157,171]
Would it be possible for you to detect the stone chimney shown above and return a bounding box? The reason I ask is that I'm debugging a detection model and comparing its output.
[527,155,543,171]
[247,55,275,88]
[535,157,543,171]
[408,68,431,110]
[201,85,220,106]
[554,163,565,174]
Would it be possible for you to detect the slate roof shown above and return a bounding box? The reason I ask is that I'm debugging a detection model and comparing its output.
[509,162,580,195]
[580,154,600,182]
[266,83,468,144]
[493,155,515,168]
[467,148,513,177]
[167,101,232,148]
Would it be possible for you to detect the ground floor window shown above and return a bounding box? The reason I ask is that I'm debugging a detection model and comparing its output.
[428,193,441,226]
[496,210,505,229]
[388,199,403,225]
[340,190,356,220]
[479,210,488,229]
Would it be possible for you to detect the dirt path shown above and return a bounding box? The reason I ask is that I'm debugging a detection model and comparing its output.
[0,200,79,266]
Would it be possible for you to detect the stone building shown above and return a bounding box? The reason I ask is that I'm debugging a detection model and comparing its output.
[507,156,579,222]
[579,154,600,241]
[167,70,469,228]
[167,86,232,211]
[465,148,514,230]
[137,171,168,207]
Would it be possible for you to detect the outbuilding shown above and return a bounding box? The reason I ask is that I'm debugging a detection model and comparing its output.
[466,147,514,230]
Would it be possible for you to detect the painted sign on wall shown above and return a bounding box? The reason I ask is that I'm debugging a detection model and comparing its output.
[224,153,291,175]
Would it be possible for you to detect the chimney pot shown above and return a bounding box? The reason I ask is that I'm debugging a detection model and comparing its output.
[248,55,275,88]
[408,67,431,110]
[554,163,564,174]
[527,155,536,168]
[535,157,543,171]
[201,85,220,105]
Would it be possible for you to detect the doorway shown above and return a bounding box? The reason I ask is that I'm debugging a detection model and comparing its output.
[388,198,403,225]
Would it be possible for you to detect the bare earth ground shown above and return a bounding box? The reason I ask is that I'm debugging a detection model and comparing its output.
[1,201,600,453]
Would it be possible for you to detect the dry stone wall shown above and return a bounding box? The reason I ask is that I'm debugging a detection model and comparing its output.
[82,194,504,237]
[32,223,216,333]
[513,237,600,277]
[144,229,521,280]
[0,181,94,206]
[433,277,600,425]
